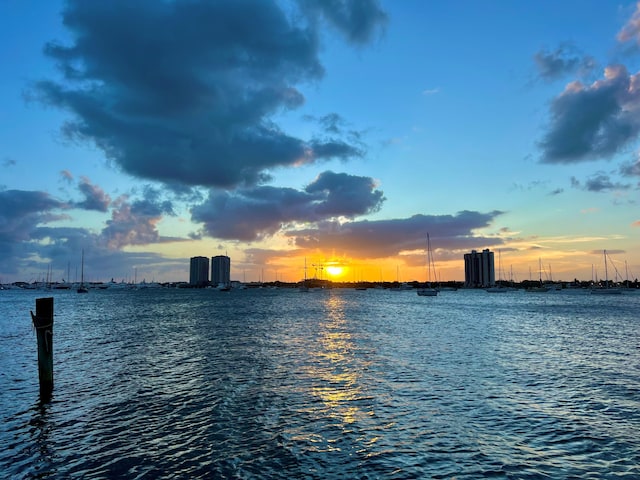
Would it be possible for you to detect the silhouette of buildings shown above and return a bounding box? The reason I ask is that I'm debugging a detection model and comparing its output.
[211,255,231,286]
[189,256,209,287]
[464,249,495,287]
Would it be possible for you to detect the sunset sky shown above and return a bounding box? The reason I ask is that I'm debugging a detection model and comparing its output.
[1,0,639,284]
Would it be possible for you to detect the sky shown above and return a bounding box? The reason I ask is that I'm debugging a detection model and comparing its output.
[1,0,639,285]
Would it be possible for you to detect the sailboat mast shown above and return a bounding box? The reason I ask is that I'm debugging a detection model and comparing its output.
[426,233,431,283]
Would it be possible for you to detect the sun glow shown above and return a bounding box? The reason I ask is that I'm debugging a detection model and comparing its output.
[325,265,344,277]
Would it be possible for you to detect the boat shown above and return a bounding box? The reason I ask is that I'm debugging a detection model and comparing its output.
[77,250,89,293]
[526,258,549,293]
[417,234,438,297]
[299,258,309,292]
[591,250,622,295]
[486,250,516,292]
[486,285,510,293]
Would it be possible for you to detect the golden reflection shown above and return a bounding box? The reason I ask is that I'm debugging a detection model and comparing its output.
[305,294,370,425]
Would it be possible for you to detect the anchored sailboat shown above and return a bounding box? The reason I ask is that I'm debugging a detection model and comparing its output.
[591,250,621,294]
[77,249,88,294]
[526,258,549,293]
[299,258,309,292]
[417,234,438,297]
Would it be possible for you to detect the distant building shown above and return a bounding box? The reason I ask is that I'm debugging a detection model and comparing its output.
[211,255,231,286]
[189,256,210,287]
[464,249,495,287]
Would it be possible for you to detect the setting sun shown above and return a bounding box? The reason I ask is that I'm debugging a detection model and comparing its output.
[325,265,344,277]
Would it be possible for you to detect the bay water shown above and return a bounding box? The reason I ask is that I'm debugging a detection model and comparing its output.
[1,287,639,479]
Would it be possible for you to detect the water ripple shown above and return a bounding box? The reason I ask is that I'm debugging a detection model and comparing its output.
[1,288,639,478]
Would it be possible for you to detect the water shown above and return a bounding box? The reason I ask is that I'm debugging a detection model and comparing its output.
[1,287,639,479]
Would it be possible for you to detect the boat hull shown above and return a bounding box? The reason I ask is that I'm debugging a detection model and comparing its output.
[417,289,438,296]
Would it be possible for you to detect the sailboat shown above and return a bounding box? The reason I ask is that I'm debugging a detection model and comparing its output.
[591,250,622,294]
[77,249,89,293]
[486,250,514,292]
[526,258,549,293]
[417,234,438,296]
[299,258,309,292]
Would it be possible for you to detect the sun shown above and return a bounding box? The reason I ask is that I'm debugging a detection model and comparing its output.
[325,265,344,277]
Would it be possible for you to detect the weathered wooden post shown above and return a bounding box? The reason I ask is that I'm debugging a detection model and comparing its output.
[31,297,54,401]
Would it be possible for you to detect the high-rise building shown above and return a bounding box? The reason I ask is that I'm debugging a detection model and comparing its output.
[211,255,231,286]
[464,249,495,287]
[189,256,209,286]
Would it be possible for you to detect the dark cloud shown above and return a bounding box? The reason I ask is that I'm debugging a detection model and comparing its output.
[191,170,384,241]
[548,188,564,196]
[75,176,111,212]
[35,0,386,189]
[539,65,640,164]
[620,158,640,177]
[305,170,384,216]
[0,189,69,274]
[132,186,176,217]
[287,210,504,259]
[570,172,631,192]
[0,190,68,244]
[533,45,595,81]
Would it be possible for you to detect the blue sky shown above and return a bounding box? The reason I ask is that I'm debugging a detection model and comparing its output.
[1,0,639,284]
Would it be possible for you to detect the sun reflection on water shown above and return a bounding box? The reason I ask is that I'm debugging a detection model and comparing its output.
[305,294,371,426]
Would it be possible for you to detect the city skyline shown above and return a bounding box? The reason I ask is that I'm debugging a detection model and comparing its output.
[1,1,639,285]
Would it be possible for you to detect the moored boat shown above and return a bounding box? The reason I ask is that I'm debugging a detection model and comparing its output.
[417,233,438,297]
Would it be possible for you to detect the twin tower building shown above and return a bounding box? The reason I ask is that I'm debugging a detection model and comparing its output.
[189,255,231,287]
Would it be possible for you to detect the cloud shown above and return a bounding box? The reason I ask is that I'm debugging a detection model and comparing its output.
[617,2,640,45]
[570,172,632,192]
[0,184,189,280]
[305,170,384,216]
[533,45,596,81]
[620,157,640,177]
[287,210,504,259]
[0,190,68,244]
[60,170,74,183]
[539,65,640,164]
[34,0,386,190]
[191,170,385,241]
[300,0,387,44]
[0,189,69,274]
[75,176,111,212]
[2,157,16,168]
[102,187,177,249]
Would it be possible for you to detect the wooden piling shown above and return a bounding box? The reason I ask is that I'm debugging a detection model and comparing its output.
[31,297,54,401]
